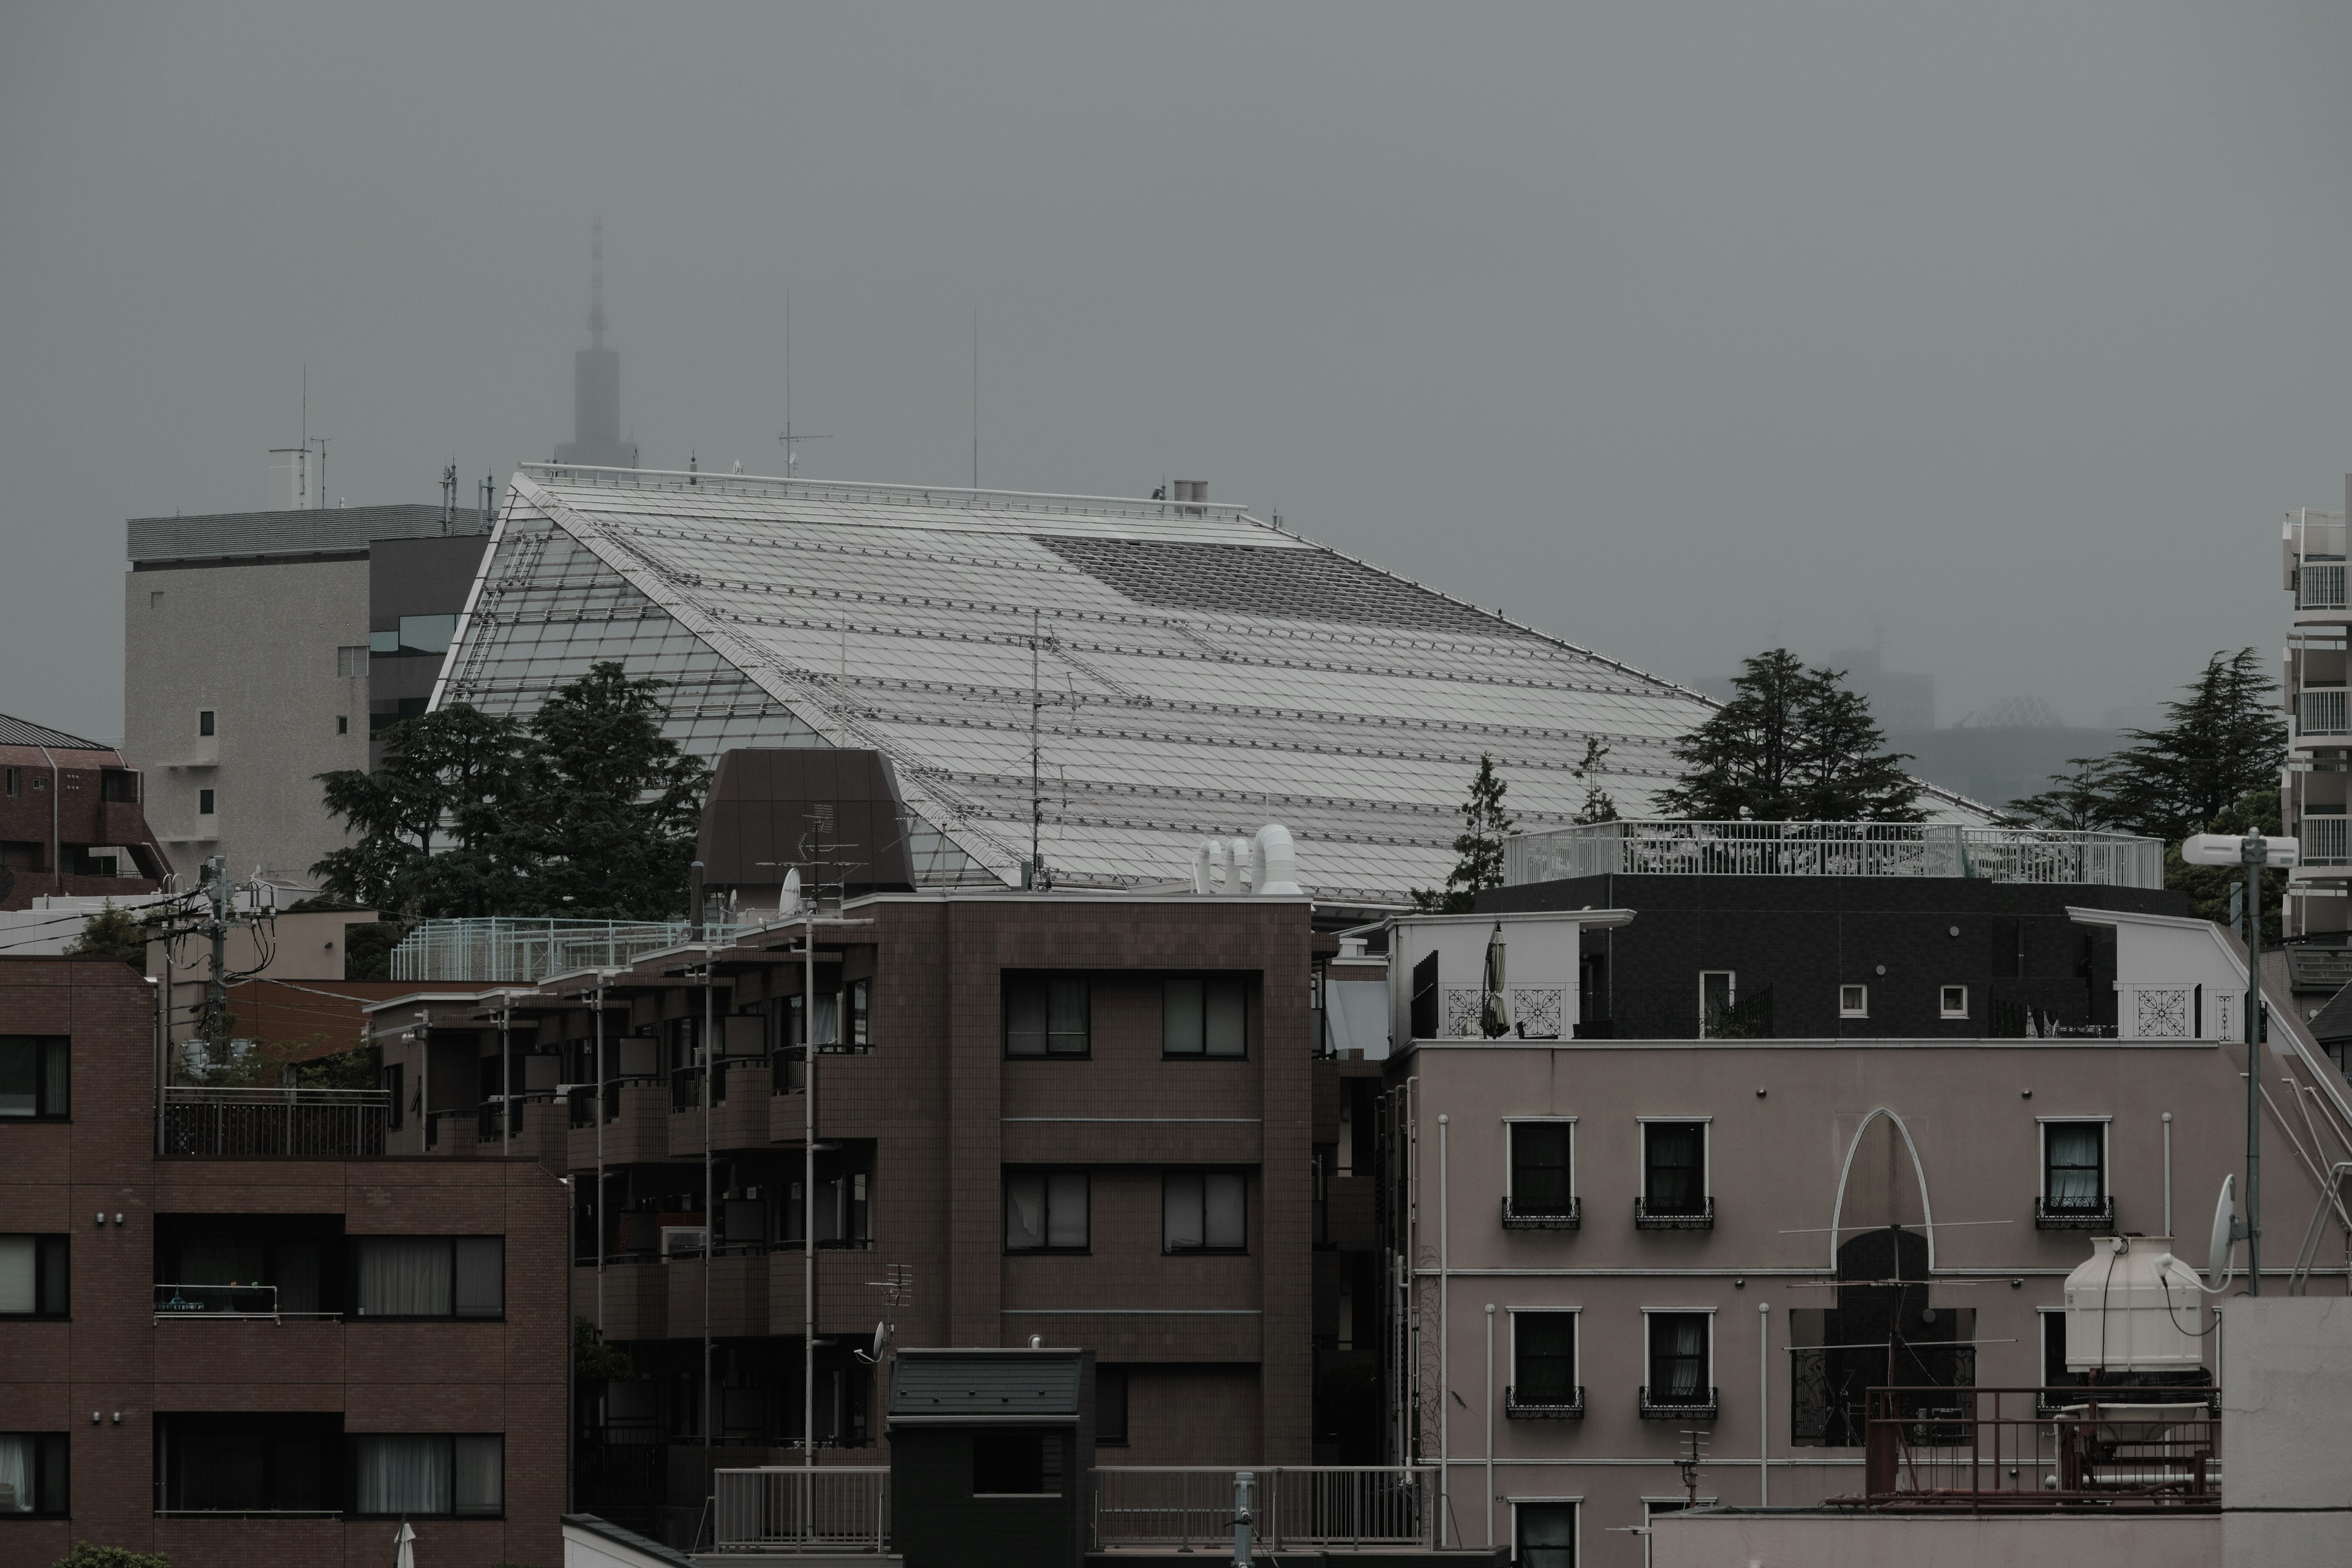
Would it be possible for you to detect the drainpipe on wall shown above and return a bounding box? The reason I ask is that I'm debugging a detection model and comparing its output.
[34,744,59,894]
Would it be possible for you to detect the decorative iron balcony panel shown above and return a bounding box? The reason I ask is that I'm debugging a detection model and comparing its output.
[2035,1197,2116,1231]
[1638,1385,1719,1421]
[1505,1385,1585,1420]
[1634,1197,1715,1231]
[1501,1196,1581,1231]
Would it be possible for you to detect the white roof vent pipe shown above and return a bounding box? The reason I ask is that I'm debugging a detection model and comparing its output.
[1254,824,1302,895]
[1229,837,1256,894]
[1192,841,1215,895]
[2062,1235,2207,1374]
[1212,837,1237,894]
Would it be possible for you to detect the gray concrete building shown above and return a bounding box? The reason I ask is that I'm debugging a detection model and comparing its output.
[124,503,489,889]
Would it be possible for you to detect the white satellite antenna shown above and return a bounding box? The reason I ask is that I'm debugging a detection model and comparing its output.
[2208,1174,2240,1291]
[858,1317,892,1365]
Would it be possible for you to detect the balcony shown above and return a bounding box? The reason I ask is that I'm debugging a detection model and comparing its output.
[2300,815,2349,870]
[1506,820,2165,889]
[2035,1196,2116,1231]
[1638,1385,1720,1421]
[1438,986,1569,1041]
[714,1466,891,1555]
[2297,559,2348,612]
[162,1087,388,1158]
[1090,1466,1438,1553]
[1634,1196,1715,1231]
[2299,686,2348,741]
[1501,1195,1580,1231]
[154,1283,284,1322]
[1504,1384,1585,1420]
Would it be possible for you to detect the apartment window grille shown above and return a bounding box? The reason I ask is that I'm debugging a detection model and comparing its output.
[337,646,369,678]
[2302,812,2349,868]
[1642,1312,1716,1416]
[2301,560,2348,609]
[2301,687,2348,736]
[1637,1121,1710,1226]
[1096,1368,1129,1446]
[351,1433,502,1516]
[1514,1501,1577,1568]
[1163,1171,1246,1253]
[1005,1172,1088,1252]
[1940,985,1969,1019]
[1506,1121,1577,1227]
[198,709,215,736]
[350,1235,504,1317]
[1163,977,1247,1057]
[0,1434,68,1515]
[2038,1120,2111,1228]
[1005,976,1090,1057]
[1509,1310,1581,1417]
[0,1235,67,1317]
[0,1038,69,1119]
[1839,984,1868,1019]
[198,789,215,815]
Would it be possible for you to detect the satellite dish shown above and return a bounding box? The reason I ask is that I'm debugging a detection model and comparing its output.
[857,1318,891,1365]
[2207,1175,2237,1290]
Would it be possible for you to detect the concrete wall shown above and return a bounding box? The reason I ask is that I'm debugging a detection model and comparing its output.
[1650,1512,2221,1568]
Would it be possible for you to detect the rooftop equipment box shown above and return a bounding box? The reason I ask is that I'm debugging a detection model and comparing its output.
[886,1347,1095,1568]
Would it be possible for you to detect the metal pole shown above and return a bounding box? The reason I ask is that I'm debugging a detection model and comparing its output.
[2162,1112,2173,1240]
[500,996,512,1152]
[1757,1301,1770,1505]
[1231,1470,1254,1567]
[704,938,715,1502]
[1437,1114,1449,1544]
[595,974,606,1332]
[2244,841,2262,1294]
[1029,609,1041,886]
[417,1006,430,1154]
[805,916,818,1475]
[1482,1303,1494,1550]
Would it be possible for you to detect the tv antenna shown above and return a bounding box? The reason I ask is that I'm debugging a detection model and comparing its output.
[777,290,830,478]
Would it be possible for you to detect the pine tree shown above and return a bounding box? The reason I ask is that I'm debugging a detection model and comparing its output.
[2100,650,2287,844]
[1414,753,1514,913]
[1657,650,1920,821]
[64,900,149,970]
[310,703,530,913]
[1570,736,1619,825]
[2002,757,2124,831]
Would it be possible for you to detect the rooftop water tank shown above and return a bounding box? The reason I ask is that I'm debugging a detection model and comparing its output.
[2063,1235,2207,1373]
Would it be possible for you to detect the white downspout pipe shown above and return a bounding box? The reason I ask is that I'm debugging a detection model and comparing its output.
[1438,1114,1449,1544]
[1483,1303,1496,1550]
[1758,1300,1771,1504]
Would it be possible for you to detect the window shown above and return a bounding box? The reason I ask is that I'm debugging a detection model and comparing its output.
[1646,1312,1711,1403]
[370,629,399,655]
[337,645,369,678]
[2042,1121,2106,1211]
[150,590,165,609]
[846,978,870,1048]
[352,1433,502,1516]
[1640,1121,1707,1215]
[2,769,14,797]
[0,1236,67,1316]
[2040,1308,2081,1390]
[0,1038,69,1119]
[1839,984,1868,1019]
[1699,970,1734,1026]
[1507,1121,1575,1221]
[0,1434,69,1515]
[1163,977,1248,1057]
[100,769,137,802]
[1096,1368,1128,1446]
[787,990,840,1049]
[351,1235,503,1317]
[198,709,214,736]
[1515,1501,1577,1568]
[1941,985,1969,1019]
[1411,952,1439,1039]
[1512,1311,1579,1405]
[973,1432,1060,1496]
[1006,976,1089,1057]
[1163,1172,1246,1253]
[397,614,460,655]
[336,715,349,735]
[1005,1172,1088,1251]
[198,789,215,815]
[159,1412,339,1513]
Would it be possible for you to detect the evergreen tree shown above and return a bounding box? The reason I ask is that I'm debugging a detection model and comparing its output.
[1657,650,1920,821]
[310,703,531,913]
[55,1545,171,1568]
[1414,753,1514,913]
[1570,736,1619,825]
[2099,650,2286,844]
[65,900,149,970]
[2002,756,2124,831]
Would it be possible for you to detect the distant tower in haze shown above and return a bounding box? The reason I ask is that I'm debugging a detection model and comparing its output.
[554,216,637,469]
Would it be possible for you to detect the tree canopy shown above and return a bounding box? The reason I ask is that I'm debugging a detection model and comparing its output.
[1415,752,1513,913]
[311,662,711,921]
[1657,649,1921,821]
[65,900,149,970]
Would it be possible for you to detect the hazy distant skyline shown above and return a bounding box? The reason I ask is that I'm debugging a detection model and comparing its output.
[5,3,2350,740]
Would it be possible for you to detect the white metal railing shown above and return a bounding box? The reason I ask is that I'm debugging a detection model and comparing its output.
[162,1087,388,1157]
[154,1282,278,1321]
[2302,816,2350,868]
[712,1466,889,1554]
[390,917,755,983]
[2300,560,2348,611]
[2301,688,2350,739]
[1505,821,2164,889]
[1091,1466,1435,1551]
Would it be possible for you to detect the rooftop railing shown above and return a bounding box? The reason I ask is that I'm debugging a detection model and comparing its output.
[1091,1466,1436,1552]
[1835,1386,2219,1510]
[1506,821,2164,888]
[162,1087,388,1158]
[389,917,752,983]
[711,1466,889,1554]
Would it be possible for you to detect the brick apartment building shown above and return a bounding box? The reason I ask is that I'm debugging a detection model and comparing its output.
[0,716,169,912]
[374,888,1388,1547]
[0,955,565,1567]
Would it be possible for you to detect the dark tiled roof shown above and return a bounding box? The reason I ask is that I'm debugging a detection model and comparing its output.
[889,1351,1082,1416]
[127,504,489,564]
[0,713,112,750]
[2309,978,2352,1044]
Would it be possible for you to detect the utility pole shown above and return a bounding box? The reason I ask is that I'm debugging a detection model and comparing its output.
[1029,609,1042,888]
[2241,839,2263,1294]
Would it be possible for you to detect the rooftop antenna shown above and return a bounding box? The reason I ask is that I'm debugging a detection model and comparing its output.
[311,435,333,510]
[775,288,830,477]
[1028,608,1042,888]
[589,215,605,350]
[971,307,980,491]
[441,462,458,532]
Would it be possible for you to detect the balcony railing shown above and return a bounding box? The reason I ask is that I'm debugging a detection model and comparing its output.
[1634,1196,1716,1231]
[711,1466,889,1554]
[162,1087,388,1158]
[1638,1385,1721,1421]
[1438,986,1569,1041]
[2301,687,2349,738]
[390,916,755,983]
[1501,1195,1580,1231]
[1506,821,2165,889]
[154,1282,277,1321]
[1092,1466,1436,1551]
[2299,560,2348,611]
[2035,1196,2117,1231]
[2301,815,2350,869]
[1838,1386,2219,1509]
[1505,1384,1585,1420]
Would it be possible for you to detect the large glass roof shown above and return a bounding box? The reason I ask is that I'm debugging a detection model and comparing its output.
[433,467,1988,904]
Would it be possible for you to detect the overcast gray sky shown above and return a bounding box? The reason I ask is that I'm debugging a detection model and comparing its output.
[5,3,2349,741]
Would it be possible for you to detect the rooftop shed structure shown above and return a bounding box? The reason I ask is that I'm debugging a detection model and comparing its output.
[434,466,1989,904]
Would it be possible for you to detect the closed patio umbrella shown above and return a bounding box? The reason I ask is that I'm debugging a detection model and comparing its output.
[1482,924,1512,1038]
[394,1519,416,1568]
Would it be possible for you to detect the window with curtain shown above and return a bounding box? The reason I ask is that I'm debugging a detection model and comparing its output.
[1005,976,1089,1057]
[1513,1312,1578,1403]
[786,992,842,1049]
[353,1237,503,1317]
[2044,1123,2104,1209]
[1643,1123,1706,1213]
[1005,1172,1088,1251]
[1162,978,1247,1057]
[0,1434,66,1515]
[1515,1501,1576,1568]
[350,1433,500,1515]
[0,1038,69,1118]
[1510,1123,1574,1216]
[847,979,871,1047]
[1648,1313,1709,1399]
[1163,1172,1246,1253]
[0,1236,66,1316]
